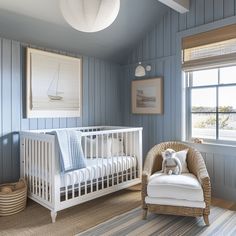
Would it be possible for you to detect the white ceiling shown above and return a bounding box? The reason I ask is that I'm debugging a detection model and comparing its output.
[0,0,169,64]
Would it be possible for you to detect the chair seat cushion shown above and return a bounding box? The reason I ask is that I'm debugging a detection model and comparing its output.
[147,172,204,202]
[145,196,206,208]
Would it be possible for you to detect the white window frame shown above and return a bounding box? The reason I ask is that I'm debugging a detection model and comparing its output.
[186,65,236,145]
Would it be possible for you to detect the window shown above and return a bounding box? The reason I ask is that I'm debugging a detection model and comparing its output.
[186,66,236,142]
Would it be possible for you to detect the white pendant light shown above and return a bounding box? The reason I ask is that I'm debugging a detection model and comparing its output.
[135,62,146,77]
[60,0,120,33]
[135,62,152,77]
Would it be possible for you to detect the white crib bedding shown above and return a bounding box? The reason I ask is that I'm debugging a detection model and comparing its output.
[60,156,137,187]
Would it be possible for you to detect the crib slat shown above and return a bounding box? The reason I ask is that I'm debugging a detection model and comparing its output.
[42,141,45,200]
[49,142,52,202]
[28,139,31,188]
[121,132,124,184]
[25,139,28,186]
[29,140,32,193]
[65,175,69,201]
[46,142,49,201]
[84,135,90,195]
[116,133,118,185]
[128,132,133,179]
[32,140,34,194]
[34,140,37,194]
[28,139,31,193]
[96,134,98,192]
[35,140,37,195]
[90,135,93,193]
[134,131,136,179]
[39,141,42,198]
[126,132,128,182]
[84,136,87,165]
[101,134,104,190]
[111,133,114,187]
[71,172,75,199]
[128,132,131,181]
[78,171,80,197]
[106,134,109,188]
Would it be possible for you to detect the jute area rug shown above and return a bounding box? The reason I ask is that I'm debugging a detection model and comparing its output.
[78,206,236,236]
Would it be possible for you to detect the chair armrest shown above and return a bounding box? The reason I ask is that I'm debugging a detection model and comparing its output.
[190,151,211,212]
[198,171,211,213]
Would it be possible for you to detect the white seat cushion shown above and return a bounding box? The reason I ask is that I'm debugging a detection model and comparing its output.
[147,172,204,202]
[145,196,205,208]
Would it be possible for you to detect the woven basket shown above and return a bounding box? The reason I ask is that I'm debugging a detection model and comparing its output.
[0,178,27,216]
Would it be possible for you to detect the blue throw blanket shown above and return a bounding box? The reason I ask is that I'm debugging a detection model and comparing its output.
[51,130,86,173]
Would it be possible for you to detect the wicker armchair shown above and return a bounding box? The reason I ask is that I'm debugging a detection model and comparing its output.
[142,141,211,225]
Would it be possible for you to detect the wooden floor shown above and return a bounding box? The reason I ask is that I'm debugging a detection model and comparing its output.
[0,184,235,236]
[211,197,236,211]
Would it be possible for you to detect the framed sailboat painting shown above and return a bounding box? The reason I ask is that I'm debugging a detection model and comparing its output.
[26,48,82,118]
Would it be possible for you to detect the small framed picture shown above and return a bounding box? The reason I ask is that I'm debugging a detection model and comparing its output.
[132,77,163,114]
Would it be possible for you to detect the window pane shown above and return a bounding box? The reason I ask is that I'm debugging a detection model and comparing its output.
[192,69,218,86]
[192,113,216,139]
[219,86,236,112]
[219,114,236,141]
[220,66,236,84]
[191,88,216,112]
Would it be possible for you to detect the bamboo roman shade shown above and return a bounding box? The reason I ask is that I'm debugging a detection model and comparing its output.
[182,24,236,71]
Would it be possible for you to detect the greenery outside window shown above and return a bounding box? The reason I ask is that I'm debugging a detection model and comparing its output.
[186,66,236,143]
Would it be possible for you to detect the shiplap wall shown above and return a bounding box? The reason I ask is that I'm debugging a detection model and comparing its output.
[122,0,236,200]
[0,38,121,184]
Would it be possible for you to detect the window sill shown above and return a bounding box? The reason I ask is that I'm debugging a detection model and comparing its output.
[184,140,236,148]
[183,140,236,154]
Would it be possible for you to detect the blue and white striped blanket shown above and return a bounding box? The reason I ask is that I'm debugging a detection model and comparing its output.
[52,130,86,173]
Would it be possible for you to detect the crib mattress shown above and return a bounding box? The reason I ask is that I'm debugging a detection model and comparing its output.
[61,156,137,187]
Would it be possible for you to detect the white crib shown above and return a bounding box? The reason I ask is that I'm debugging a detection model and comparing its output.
[20,126,142,222]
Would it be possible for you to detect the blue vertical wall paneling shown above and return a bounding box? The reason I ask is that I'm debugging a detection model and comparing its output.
[122,0,236,201]
[124,0,236,150]
[0,41,121,184]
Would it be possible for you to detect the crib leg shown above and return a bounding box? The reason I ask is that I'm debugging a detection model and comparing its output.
[51,211,57,223]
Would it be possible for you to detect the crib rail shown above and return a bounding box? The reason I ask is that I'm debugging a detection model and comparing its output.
[20,126,142,215]
[20,133,55,209]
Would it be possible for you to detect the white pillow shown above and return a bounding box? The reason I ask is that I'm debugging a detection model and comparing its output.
[175,149,189,173]
[111,138,125,156]
[82,136,112,158]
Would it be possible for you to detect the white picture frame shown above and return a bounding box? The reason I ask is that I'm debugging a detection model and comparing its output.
[26,48,82,118]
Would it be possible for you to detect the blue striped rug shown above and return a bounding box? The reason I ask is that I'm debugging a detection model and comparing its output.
[77,206,236,236]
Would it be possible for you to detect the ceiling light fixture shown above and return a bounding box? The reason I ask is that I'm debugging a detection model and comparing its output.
[60,0,120,33]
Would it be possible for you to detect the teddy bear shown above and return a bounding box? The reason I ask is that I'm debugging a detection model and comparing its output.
[161,148,182,175]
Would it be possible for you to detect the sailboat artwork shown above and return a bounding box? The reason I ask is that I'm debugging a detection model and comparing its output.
[47,64,64,101]
[27,47,82,118]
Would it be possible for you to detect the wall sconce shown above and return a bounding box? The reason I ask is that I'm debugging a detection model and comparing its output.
[135,62,152,77]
